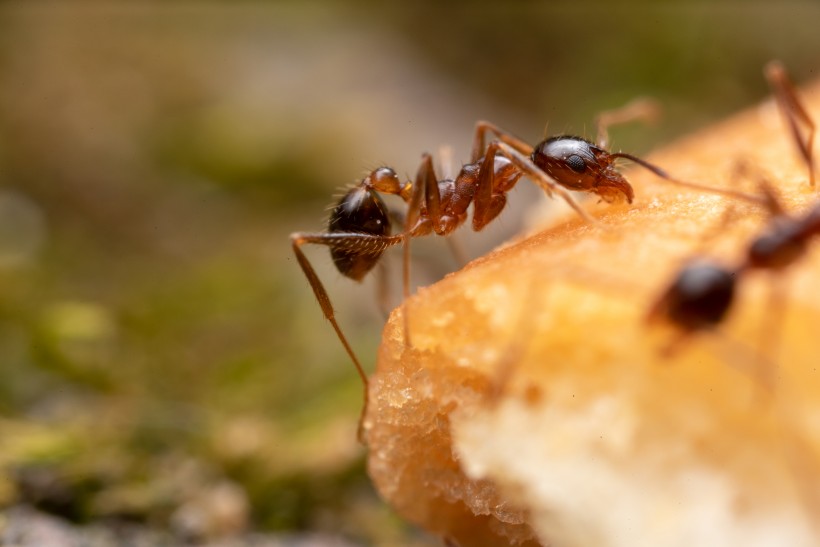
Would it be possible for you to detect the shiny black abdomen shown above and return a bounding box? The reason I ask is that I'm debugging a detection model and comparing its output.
[667,263,735,330]
[328,187,391,280]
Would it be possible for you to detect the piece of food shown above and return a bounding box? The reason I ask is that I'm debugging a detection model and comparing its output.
[363,79,820,546]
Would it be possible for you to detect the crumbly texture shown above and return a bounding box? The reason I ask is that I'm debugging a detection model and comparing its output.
[364,80,820,547]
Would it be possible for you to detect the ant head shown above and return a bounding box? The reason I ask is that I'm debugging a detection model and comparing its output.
[328,185,391,280]
[531,136,634,203]
[365,167,403,195]
[650,261,736,332]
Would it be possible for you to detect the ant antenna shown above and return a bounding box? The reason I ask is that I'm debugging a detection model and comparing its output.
[610,152,767,206]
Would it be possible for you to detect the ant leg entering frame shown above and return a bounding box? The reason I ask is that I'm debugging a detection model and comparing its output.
[765,60,816,187]
[437,144,470,267]
[470,121,534,163]
[595,97,662,150]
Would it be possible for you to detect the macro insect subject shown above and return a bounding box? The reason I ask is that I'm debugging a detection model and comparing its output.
[290,96,767,437]
[647,61,817,379]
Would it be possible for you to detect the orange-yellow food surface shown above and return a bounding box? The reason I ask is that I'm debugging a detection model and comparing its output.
[364,80,820,546]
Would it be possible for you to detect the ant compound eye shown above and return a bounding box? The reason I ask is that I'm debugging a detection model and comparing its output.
[566,154,586,173]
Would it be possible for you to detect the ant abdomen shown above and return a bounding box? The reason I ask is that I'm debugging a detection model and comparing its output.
[328,186,391,281]
[651,262,736,332]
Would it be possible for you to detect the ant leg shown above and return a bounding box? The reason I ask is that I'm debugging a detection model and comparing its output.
[470,121,534,163]
[753,173,790,218]
[486,276,547,406]
[445,235,469,268]
[756,273,787,386]
[595,97,661,150]
[765,61,816,187]
[436,144,471,266]
[292,232,399,442]
[438,144,455,180]
[778,429,820,538]
[681,167,751,257]
[699,329,776,397]
[654,329,694,359]
[291,231,404,437]
[399,154,441,346]
[476,140,600,228]
[375,259,392,320]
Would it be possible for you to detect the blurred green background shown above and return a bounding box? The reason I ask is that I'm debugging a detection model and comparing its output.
[0,2,817,545]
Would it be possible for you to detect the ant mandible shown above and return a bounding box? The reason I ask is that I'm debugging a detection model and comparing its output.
[291,97,764,438]
[646,61,817,377]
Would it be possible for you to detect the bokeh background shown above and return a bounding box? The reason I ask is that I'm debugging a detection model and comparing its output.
[0,2,817,545]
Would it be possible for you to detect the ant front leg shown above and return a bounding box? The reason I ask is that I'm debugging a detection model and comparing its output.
[474,140,599,229]
[595,97,661,150]
[470,121,534,163]
[765,61,816,187]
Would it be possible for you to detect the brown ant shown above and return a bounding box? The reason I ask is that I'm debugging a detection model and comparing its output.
[290,154,524,431]
[291,99,763,438]
[647,61,817,376]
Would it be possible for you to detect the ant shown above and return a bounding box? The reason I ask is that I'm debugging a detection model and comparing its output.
[291,98,763,438]
[646,61,817,380]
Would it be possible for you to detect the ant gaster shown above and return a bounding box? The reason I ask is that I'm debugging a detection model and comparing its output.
[291,99,762,439]
[647,61,817,368]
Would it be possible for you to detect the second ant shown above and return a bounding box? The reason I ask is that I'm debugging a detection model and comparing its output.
[647,61,818,387]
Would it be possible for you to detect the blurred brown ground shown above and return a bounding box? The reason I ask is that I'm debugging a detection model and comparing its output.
[0,2,817,545]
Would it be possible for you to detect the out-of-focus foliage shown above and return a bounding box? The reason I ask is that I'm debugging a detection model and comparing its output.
[0,2,817,544]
